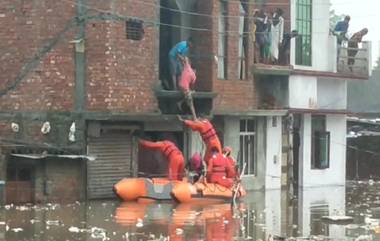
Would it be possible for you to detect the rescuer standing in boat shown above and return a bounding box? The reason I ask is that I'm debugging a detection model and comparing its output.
[207,147,236,188]
[139,139,185,180]
[222,146,237,178]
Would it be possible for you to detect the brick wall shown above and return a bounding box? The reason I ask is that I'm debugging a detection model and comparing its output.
[0,1,76,111]
[0,0,160,113]
[85,0,159,112]
[208,0,258,113]
[34,158,85,203]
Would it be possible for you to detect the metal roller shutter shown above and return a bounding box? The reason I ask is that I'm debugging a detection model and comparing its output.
[87,130,133,199]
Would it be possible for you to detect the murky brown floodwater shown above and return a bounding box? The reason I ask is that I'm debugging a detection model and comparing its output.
[0,181,379,241]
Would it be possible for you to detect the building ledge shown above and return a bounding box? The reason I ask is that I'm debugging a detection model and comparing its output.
[252,64,293,76]
[155,90,217,116]
[155,90,217,99]
[213,109,288,117]
[288,108,350,115]
[291,69,369,80]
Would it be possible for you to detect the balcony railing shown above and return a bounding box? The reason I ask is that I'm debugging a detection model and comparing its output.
[337,41,370,77]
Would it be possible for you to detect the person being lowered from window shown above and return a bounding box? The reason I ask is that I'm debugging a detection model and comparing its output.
[178,116,222,165]
[177,56,197,119]
[139,139,185,181]
[207,147,236,188]
[169,37,194,90]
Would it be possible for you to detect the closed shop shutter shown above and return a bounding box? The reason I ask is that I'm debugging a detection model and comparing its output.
[87,130,133,199]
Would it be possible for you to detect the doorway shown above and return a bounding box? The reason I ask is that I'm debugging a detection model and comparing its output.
[159,0,196,90]
[159,0,181,90]
[6,158,35,204]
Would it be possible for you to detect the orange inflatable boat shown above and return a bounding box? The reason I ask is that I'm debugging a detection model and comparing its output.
[113,177,246,203]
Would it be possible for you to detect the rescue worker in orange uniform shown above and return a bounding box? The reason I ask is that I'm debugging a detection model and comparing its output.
[222,146,237,178]
[139,139,185,181]
[207,148,236,188]
[178,117,222,164]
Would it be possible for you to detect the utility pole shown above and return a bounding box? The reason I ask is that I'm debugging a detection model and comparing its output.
[0,145,5,206]
[355,144,359,180]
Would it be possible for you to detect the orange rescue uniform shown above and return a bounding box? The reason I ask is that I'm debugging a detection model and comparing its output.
[207,153,235,188]
[183,119,222,164]
[225,155,237,178]
[139,140,185,181]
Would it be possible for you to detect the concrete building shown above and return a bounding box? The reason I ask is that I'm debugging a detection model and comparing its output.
[0,0,371,203]
[254,0,371,189]
[287,0,370,188]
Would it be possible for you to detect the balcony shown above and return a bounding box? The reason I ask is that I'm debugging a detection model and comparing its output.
[337,41,371,78]
[255,75,289,110]
[253,63,293,76]
[155,88,217,116]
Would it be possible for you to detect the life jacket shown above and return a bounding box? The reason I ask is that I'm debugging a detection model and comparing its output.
[225,156,237,178]
[201,125,218,143]
[161,141,180,159]
[208,153,228,180]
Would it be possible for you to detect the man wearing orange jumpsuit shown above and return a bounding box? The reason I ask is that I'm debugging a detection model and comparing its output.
[139,139,185,181]
[222,146,237,178]
[207,148,236,188]
[179,117,222,164]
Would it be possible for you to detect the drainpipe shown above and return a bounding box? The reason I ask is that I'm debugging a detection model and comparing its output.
[74,0,87,200]
[285,114,295,198]
[0,147,6,206]
[355,143,359,180]
[74,0,87,112]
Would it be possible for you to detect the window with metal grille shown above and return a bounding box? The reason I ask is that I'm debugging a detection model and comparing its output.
[296,0,312,66]
[239,119,256,175]
[217,0,228,79]
[126,19,144,41]
[311,115,330,169]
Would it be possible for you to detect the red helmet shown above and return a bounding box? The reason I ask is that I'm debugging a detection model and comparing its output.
[190,152,202,170]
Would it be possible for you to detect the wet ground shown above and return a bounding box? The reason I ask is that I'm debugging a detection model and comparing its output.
[0,181,379,241]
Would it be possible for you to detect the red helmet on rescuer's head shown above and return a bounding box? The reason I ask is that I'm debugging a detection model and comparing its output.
[191,152,202,170]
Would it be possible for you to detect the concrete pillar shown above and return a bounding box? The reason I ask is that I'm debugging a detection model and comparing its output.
[265,116,282,189]
[264,189,282,238]
[223,116,240,160]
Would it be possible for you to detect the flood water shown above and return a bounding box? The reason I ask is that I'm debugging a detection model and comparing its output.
[0,181,379,241]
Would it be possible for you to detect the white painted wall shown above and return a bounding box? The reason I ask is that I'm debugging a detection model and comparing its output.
[290,0,332,72]
[264,189,282,238]
[298,186,345,237]
[265,116,282,189]
[317,78,347,109]
[223,116,240,161]
[288,75,317,109]
[289,76,347,110]
[299,114,346,187]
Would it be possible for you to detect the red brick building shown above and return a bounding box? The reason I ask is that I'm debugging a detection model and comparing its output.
[0,0,294,202]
